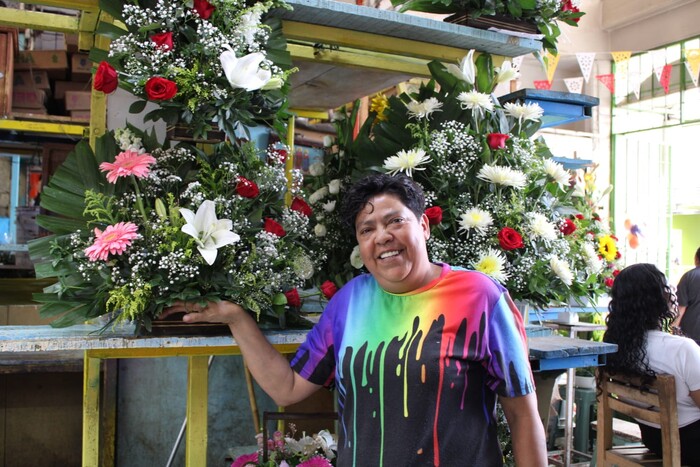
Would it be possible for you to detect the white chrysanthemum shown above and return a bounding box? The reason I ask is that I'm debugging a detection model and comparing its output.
[528,212,558,241]
[309,186,329,204]
[328,179,341,194]
[504,102,544,124]
[350,245,364,269]
[383,148,431,177]
[406,97,443,120]
[477,164,527,189]
[582,242,604,273]
[456,91,494,116]
[550,256,573,286]
[314,224,327,237]
[458,207,493,234]
[544,159,570,188]
[473,248,509,283]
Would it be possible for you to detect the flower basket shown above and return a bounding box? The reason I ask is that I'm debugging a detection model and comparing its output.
[444,12,539,34]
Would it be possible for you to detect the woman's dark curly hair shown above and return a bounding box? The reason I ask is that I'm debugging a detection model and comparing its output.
[602,263,677,380]
[340,173,425,230]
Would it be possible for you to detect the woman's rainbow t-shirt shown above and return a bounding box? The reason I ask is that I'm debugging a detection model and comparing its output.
[291,263,535,467]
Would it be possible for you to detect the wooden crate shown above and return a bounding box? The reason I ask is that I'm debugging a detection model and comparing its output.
[0,28,19,117]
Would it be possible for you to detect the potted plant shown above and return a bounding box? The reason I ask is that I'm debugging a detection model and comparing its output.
[574,367,596,389]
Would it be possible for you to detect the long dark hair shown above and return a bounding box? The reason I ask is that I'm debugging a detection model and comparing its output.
[603,263,677,379]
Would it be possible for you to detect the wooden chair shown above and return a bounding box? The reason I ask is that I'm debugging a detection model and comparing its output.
[596,370,681,467]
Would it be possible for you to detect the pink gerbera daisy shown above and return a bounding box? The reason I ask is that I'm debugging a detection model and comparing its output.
[230,452,258,467]
[298,456,333,467]
[84,222,139,262]
[99,150,156,183]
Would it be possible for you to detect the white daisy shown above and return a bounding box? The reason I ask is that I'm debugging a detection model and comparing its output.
[544,159,570,188]
[458,207,493,234]
[383,148,431,177]
[406,97,443,120]
[528,212,558,241]
[504,102,544,125]
[550,256,573,286]
[477,164,527,189]
[456,91,494,117]
[473,248,509,283]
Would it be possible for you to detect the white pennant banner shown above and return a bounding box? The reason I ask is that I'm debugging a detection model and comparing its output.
[576,52,596,82]
[629,72,642,100]
[653,66,664,85]
[564,77,584,94]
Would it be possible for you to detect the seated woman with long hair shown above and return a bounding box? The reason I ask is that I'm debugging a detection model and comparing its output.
[601,263,700,466]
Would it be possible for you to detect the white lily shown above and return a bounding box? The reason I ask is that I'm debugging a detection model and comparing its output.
[445,49,476,84]
[180,200,240,265]
[495,60,520,84]
[220,50,271,91]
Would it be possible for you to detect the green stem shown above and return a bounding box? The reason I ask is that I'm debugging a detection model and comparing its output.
[130,175,149,224]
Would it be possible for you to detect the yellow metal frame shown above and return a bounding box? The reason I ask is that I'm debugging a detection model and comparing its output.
[81,343,299,467]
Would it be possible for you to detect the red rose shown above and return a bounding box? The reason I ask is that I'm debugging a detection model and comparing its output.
[290,197,312,217]
[320,280,338,299]
[560,218,577,236]
[270,149,287,164]
[284,289,301,308]
[612,269,620,277]
[144,76,177,100]
[486,133,509,150]
[193,0,215,19]
[236,177,259,198]
[561,0,581,22]
[264,218,286,237]
[150,32,173,50]
[498,227,524,250]
[615,251,622,259]
[605,277,614,288]
[93,61,118,94]
[425,206,443,225]
[575,213,584,220]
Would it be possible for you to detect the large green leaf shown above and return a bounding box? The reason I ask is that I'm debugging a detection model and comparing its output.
[35,215,86,235]
[41,186,86,219]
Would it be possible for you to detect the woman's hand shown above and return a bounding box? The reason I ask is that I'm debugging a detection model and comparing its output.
[159,300,247,325]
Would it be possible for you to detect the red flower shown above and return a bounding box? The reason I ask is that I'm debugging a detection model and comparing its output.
[486,133,509,150]
[270,149,287,164]
[498,227,524,250]
[425,206,443,225]
[290,197,312,217]
[144,77,177,100]
[235,177,259,198]
[592,213,601,221]
[574,213,584,220]
[150,32,173,50]
[284,289,301,308]
[320,280,338,299]
[93,61,118,94]
[612,269,620,277]
[605,277,614,288]
[561,0,581,21]
[560,218,577,236]
[193,0,215,19]
[615,251,622,259]
[264,218,286,237]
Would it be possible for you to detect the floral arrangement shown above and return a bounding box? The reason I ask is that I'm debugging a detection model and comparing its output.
[232,426,337,467]
[29,126,321,330]
[334,50,622,309]
[91,0,294,141]
[389,0,584,54]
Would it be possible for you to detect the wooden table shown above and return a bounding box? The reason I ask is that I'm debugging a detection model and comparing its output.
[0,325,616,467]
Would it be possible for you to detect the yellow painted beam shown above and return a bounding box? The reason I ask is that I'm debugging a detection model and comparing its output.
[89,88,107,146]
[287,42,430,77]
[20,0,99,12]
[82,353,101,467]
[289,109,330,120]
[283,20,470,64]
[0,7,79,33]
[186,356,209,467]
[0,119,87,136]
[285,116,295,206]
[84,343,300,359]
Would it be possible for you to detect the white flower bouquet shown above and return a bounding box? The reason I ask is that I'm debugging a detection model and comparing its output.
[29,127,321,331]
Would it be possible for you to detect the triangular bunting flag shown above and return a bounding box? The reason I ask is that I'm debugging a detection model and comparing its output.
[534,80,552,90]
[629,72,642,99]
[596,74,615,94]
[650,49,666,69]
[653,66,664,85]
[685,62,699,87]
[576,52,595,82]
[686,49,700,85]
[564,77,584,94]
[616,60,629,81]
[512,55,525,70]
[611,51,632,64]
[545,51,561,83]
[660,64,673,94]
